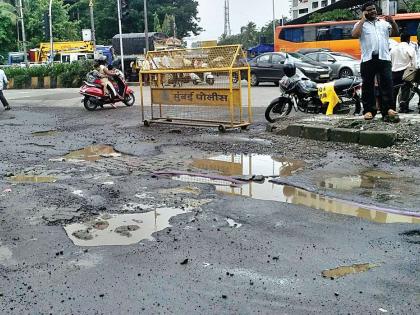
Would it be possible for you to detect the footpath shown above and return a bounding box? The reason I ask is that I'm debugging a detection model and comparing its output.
[267,114,420,148]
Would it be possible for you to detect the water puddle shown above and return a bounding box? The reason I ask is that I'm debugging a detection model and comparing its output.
[191,154,305,177]
[32,130,58,136]
[173,154,420,224]
[63,145,121,161]
[322,263,378,279]
[318,170,398,191]
[64,207,190,246]
[0,244,13,262]
[159,186,201,196]
[9,175,57,183]
[226,218,242,228]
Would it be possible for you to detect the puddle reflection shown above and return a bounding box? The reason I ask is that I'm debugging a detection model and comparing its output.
[65,207,189,246]
[63,145,121,162]
[182,154,420,224]
[10,175,57,183]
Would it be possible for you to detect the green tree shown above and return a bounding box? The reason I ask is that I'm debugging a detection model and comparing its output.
[153,12,161,32]
[308,9,357,23]
[24,0,80,47]
[403,0,420,11]
[0,1,18,60]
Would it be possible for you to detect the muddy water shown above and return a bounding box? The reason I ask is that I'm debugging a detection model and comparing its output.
[63,145,121,161]
[322,263,378,279]
[10,175,57,183]
[179,154,420,224]
[64,207,189,246]
[192,154,305,177]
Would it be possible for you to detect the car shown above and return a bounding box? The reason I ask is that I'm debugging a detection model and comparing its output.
[248,52,331,86]
[303,51,361,79]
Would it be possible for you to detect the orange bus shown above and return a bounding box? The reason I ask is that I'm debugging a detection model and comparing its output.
[275,13,420,59]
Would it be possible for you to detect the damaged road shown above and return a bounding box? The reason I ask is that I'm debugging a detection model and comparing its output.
[0,88,419,314]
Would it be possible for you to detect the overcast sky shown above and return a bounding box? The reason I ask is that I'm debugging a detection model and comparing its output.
[185,0,290,43]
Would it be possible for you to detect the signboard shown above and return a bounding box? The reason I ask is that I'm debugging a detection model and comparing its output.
[151,88,241,106]
[82,29,92,41]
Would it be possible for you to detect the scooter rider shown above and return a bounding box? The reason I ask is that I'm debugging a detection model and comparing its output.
[95,56,118,99]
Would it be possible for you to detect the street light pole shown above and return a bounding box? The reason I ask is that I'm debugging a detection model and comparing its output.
[144,0,149,53]
[17,0,28,66]
[272,0,276,43]
[116,0,125,73]
[49,0,53,63]
[89,0,96,50]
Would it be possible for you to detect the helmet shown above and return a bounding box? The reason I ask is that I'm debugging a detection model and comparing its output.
[283,63,296,77]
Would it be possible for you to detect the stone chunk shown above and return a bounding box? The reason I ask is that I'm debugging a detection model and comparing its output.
[286,124,304,137]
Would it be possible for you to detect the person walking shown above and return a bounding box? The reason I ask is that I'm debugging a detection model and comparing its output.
[0,68,11,111]
[352,1,399,122]
[391,33,417,113]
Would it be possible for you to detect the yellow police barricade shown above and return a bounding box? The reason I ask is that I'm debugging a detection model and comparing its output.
[139,45,252,132]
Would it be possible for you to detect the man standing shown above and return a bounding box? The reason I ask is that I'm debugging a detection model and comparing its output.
[352,1,399,122]
[391,33,416,113]
[0,68,11,111]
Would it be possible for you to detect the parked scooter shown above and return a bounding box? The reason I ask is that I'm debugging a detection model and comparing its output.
[80,70,135,111]
[265,63,362,122]
[192,72,215,85]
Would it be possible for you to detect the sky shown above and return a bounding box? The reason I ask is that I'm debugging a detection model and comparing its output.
[186,0,290,43]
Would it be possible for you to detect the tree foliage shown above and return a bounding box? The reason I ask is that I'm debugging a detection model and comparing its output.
[403,0,420,12]
[24,0,80,47]
[308,9,357,23]
[68,0,201,43]
[0,1,18,59]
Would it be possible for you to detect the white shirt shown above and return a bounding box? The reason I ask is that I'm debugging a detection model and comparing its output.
[409,41,420,68]
[354,19,392,62]
[391,42,416,72]
[0,69,8,90]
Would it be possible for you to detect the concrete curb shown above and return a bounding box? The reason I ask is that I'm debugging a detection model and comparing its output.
[272,123,397,148]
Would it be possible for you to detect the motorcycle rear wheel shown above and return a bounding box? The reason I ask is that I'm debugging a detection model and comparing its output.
[83,97,98,111]
[265,99,293,123]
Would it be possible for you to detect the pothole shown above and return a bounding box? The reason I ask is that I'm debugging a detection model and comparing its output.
[170,154,420,224]
[63,145,121,162]
[9,175,57,183]
[322,263,378,279]
[65,208,189,246]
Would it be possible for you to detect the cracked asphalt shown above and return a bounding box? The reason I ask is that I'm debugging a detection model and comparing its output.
[0,87,419,314]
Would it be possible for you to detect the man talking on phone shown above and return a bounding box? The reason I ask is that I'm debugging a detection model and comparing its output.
[352,1,399,122]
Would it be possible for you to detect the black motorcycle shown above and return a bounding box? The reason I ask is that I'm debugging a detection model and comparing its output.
[265,70,362,123]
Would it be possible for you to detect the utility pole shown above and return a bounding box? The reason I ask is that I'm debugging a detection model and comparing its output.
[49,0,54,63]
[17,0,28,66]
[272,0,276,43]
[224,0,231,36]
[117,0,124,73]
[89,0,96,50]
[144,0,149,53]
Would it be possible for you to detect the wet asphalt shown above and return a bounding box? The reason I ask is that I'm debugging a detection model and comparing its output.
[0,88,419,314]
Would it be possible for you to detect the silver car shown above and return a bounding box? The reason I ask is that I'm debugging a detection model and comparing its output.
[305,51,361,79]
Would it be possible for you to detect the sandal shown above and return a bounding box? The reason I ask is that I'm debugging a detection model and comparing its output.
[364,112,373,120]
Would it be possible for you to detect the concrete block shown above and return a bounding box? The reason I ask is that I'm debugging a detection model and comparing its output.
[31,77,38,89]
[302,125,331,141]
[359,131,397,148]
[330,128,360,143]
[286,124,304,137]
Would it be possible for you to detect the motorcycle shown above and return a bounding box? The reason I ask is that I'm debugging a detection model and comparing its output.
[79,70,135,111]
[191,72,215,85]
[265,69,362,122]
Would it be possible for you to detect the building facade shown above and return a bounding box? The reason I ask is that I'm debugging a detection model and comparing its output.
[290,0,341,19]
[289,0,402,20]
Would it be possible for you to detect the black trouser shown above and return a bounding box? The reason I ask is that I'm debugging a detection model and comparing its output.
[361,56,394,117]
[392,70,411,111]
[0,90,9,107]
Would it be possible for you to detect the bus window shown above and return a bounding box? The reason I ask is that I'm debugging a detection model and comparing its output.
[329,24,353,40]
[397,20,420,36]
[317,27,330,41]
[280,28,304,42]
[77,55,87,60]
[303,26,316,42]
